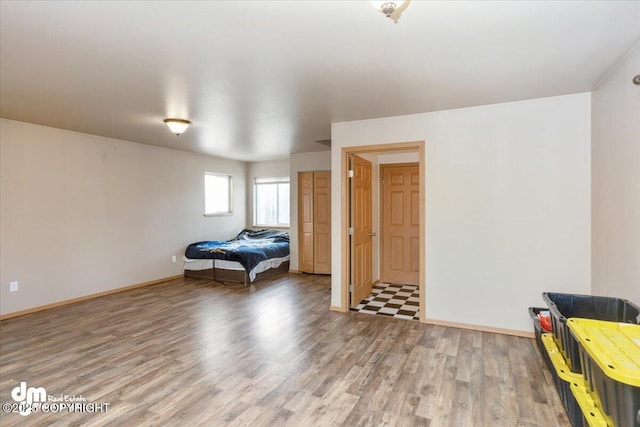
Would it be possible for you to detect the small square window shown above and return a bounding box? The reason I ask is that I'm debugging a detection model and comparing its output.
[204,173,233,216]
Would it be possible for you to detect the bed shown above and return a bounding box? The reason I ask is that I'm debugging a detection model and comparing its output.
[183,229,290,285]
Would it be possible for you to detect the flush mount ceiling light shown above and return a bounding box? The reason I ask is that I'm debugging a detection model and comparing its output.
[163,118,191,136]
[371,0,411,23]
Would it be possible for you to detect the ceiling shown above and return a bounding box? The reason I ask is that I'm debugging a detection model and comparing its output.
[1,1,639,162]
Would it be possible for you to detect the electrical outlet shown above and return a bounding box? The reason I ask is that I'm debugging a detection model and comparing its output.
[172,255,177,263]
[10,281,18,292]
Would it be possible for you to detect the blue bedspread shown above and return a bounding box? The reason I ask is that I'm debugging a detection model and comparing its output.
[184,229,290,273]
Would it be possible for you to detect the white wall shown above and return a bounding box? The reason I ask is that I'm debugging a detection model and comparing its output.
[289,151,331,271]
[0,119,247,316]
[591,42,640,304]
[378,152,420,164]
[331,93,592,333]
[246,159,290,228]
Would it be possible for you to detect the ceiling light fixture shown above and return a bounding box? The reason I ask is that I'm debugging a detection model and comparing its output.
[371,0,411,23]
[163,118,191,136]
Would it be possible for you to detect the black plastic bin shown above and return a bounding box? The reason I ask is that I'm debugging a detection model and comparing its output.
[568,318,640,427]
[542,292,640,373]
[528,307,552,371]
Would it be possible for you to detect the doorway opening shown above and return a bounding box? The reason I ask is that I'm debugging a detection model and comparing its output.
[340,141,425,322]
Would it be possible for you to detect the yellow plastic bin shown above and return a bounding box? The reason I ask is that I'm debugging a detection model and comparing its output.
[542,292,640,373]
[541,333,587,427]
[570,381,609,427]
[567,318,640,427]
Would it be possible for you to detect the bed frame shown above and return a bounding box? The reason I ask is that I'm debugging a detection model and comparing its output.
[184,261,290,286]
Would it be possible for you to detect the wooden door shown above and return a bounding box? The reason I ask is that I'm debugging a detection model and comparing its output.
[313,171,331,274]
[381,163,419,285]
[350,155,373,307]
[298,172,314,273]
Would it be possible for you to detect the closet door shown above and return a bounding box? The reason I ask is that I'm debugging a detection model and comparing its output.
[313,171,331,274]
[381,164,419,285]
[298,172,314,273]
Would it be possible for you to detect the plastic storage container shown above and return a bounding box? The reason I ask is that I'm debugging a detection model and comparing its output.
[570,381,608,427]
[567,318,640,427]
[542,292,640,373]
[541,333,585,427]
[529,307,552,370]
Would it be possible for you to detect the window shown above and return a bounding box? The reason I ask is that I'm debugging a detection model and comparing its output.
[204,173,233,216]
[254,177,290,227]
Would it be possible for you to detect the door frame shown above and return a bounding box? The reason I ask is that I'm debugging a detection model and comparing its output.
[340,141,426,322]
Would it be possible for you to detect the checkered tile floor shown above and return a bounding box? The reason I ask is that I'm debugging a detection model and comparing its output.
[351,283,420,321]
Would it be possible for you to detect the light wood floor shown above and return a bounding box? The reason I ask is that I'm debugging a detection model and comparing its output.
[0,274,569,426]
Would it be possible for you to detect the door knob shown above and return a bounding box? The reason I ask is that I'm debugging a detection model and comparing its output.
[369,232,376,237]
